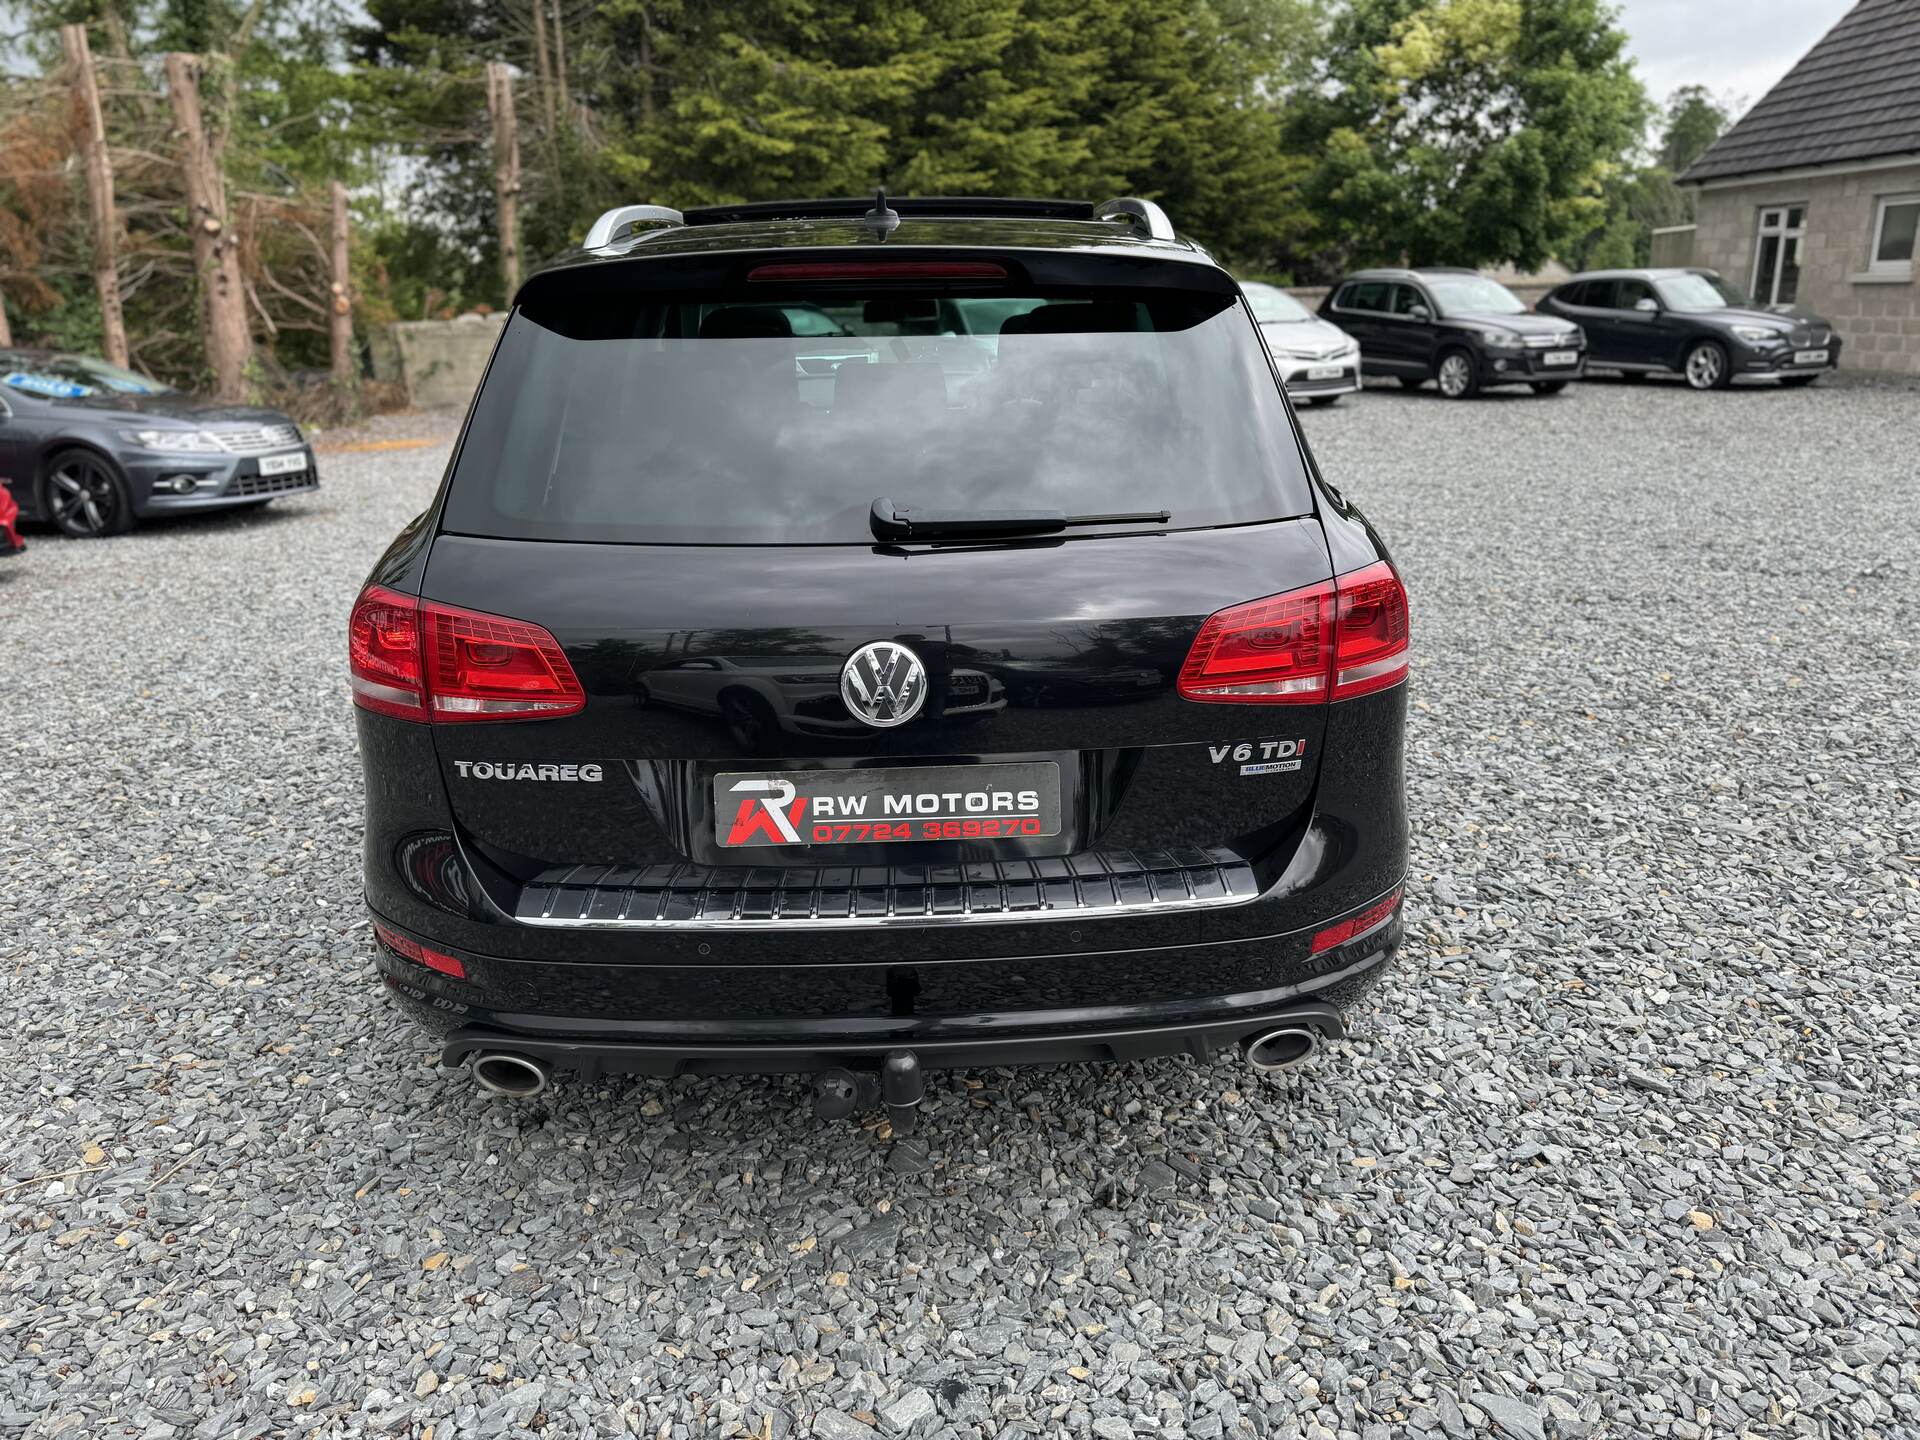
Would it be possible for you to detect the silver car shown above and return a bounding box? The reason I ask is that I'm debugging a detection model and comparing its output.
[1242,282,1362,406]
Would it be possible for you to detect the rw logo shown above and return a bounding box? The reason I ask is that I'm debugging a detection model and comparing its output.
[724,777,807,846]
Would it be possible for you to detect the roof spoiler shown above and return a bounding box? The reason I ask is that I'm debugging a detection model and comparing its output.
[580,195,1177,247]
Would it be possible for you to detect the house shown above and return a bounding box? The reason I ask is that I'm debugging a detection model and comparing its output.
[1677,0,1920,376]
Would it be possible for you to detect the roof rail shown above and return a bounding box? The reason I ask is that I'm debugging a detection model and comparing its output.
[582,204,684,249]
[1093,197,1175,242]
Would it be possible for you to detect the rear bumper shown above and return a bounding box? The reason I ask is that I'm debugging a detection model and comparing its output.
[391,913,1400,1076]
[438,992,1365,1078]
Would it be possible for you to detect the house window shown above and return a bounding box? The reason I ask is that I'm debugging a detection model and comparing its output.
[1752,205,1805,306]
[1870,194,1919,275]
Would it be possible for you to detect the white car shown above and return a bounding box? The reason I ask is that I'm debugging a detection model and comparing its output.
[1242,282,1362,406]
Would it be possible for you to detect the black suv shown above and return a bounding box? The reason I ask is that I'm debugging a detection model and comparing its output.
[1320,267,1586,398]
[1538,268,1841,389]
[351,195,1409,1130]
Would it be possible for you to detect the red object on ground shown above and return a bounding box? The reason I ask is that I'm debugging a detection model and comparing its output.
[0,486,23,557]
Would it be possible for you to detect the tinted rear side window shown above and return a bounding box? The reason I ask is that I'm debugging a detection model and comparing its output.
[442,286,1312,545]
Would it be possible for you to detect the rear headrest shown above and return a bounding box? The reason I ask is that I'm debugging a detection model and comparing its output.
[1000,301,1142,336]
[700,306,794,339]
[831,362,947,416]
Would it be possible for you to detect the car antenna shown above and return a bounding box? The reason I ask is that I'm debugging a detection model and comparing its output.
[863,187,900,237]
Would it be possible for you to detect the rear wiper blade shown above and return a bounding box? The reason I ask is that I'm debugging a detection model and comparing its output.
[870,498,1171,541]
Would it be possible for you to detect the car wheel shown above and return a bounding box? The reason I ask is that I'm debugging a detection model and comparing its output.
[1530,381,1568,395]
[1684,340,1731,391]
[1396,377,1424,391]
[43,449,133,538]
[1307,395,1342,407]
[1779,373,1820,388]
[1435,350,1479,399]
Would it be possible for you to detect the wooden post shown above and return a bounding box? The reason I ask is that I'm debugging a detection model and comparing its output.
[165,53,252,401]
[531,0,557,135]
[329,181,354,386]
[485,62,522,302]
[62,24,130,368]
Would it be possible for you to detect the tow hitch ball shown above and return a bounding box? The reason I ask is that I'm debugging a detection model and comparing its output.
[813,1049,924,1135]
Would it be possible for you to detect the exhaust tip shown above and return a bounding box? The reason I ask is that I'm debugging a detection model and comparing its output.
[471,1051,551,1098]
[1243,1026,1321,1075]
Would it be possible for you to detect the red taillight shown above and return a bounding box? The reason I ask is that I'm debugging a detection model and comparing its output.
[746,261,1008,283]
[1178,561,1408,705]
[1309,887,1402,955]
[349,588,584,724]
[1331,561,1410,700]
[372,920,467,980]
[348,585,426,720]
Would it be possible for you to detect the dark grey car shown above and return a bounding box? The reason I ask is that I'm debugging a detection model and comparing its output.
[0,350,318,537]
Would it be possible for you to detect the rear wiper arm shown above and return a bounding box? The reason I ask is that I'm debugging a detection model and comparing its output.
[870,498,1171,541]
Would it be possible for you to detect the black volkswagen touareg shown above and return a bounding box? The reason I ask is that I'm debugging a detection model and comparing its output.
[351,195,1409,1130]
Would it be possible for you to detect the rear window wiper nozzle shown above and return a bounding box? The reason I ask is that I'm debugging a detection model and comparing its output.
[870,498,1171,542]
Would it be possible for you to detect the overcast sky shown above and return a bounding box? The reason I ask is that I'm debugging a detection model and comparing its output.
[1615,0,1856,114]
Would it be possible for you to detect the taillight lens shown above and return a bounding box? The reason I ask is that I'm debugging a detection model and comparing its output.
[1178,561,1408,705]
[349,588,584,724]
[1309,886,1402,954]
[348,585,426,720]
[373,920,467,980]
[1331,561,1410,699]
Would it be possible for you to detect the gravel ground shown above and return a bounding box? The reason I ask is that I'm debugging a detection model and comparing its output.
[2,379,1916,1440]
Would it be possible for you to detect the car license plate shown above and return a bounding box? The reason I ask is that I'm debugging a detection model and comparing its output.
[715,762,1061,848]
[258,450,307,476]
[1306,365,1344,381]
[1543,350,1578,366]
[1794,348,1829,365]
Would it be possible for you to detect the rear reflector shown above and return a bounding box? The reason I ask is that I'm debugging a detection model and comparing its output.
[372,920,467,979]
[349,587,584,724]
[1309,887,1402,955]
[1178,560,1408,705]
[746,261,1008,283]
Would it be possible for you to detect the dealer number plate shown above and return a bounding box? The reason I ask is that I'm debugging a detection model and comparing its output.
[1543,350,1579,366]
[1793,348,1829,366]
[258,451,307,476]
[1306,365,1344,381]
[715,762,1062,848]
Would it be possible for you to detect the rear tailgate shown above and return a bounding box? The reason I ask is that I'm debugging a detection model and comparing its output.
[424,520,1332,874]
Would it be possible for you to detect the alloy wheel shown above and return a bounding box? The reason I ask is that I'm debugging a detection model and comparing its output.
[47,454,125,537]
[1685,344,1725,390]
[1437,354,1474,398]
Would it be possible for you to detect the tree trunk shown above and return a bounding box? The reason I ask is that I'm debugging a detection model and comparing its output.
[531,0,556,135]
[0,290,12,348]
[165,53,252,401]
[550,3,570,118]
[485,62,522,303]
[329,180,354,387]
[63,24,130,369]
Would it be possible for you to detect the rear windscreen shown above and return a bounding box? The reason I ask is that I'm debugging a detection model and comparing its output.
[441,287,1312,544]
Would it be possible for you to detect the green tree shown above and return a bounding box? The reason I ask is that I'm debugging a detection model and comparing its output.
[1658,83,1727,174]
[1294,0,1647,273]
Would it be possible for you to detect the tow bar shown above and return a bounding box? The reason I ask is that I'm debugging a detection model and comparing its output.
[812,1049,925,1135]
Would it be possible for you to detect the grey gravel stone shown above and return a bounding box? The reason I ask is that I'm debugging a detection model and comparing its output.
[2,386,1917,1440]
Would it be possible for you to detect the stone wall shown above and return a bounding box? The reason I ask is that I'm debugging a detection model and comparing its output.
[1692,163,1920,376]
[389,313,508,409]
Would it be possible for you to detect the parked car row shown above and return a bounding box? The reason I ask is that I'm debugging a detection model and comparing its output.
[0,349,317,538]
[1249,265,1841,402]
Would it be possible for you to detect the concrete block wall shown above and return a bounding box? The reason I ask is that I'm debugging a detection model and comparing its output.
[390,313,508,409]
[1693,163,1920,377]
